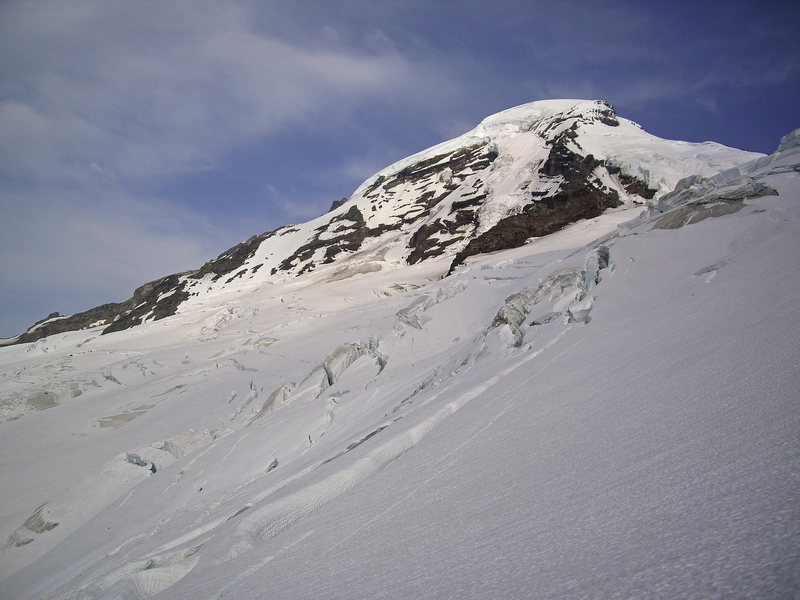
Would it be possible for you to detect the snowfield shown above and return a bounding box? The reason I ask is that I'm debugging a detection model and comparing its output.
[1,112,798,598]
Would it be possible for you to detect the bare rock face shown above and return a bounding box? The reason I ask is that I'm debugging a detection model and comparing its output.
[16,304,123,344]
[17,274,193,343]
[192,229,285,284]
[16,230,281,344]
[449,126,636,272]
[278,205,375,273]
[102,276,190,335]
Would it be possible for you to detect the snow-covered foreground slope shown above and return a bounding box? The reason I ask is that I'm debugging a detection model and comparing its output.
[1,134,799,598]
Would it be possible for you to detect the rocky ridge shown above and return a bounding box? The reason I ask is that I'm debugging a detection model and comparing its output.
[8,99,761,344]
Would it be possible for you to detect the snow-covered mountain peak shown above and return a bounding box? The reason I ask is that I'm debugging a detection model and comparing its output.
[458,98,613,137]
[351,99,621,197]
[1,111,798,598]
[9,100,762,344]
[295,98,759,277]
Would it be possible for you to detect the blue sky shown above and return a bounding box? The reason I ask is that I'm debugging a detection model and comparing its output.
[1,0,798,338]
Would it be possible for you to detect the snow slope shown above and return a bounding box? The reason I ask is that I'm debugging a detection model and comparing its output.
[0,125,798,598]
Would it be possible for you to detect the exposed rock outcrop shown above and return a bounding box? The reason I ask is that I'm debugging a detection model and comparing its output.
[16,272,194,343]
[449,129,623,272]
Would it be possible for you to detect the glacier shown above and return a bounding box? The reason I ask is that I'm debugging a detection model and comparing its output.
[0,102,798,598]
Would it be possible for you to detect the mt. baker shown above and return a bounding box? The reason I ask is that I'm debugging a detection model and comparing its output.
[2,100,798,599]
[10,99,760,344]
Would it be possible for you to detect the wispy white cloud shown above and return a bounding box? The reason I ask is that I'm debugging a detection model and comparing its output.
[1,184,236,309]
[0,0,462,335]
[0,0,457,184]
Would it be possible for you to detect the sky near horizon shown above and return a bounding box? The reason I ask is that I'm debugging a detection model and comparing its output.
[1,0,798,338]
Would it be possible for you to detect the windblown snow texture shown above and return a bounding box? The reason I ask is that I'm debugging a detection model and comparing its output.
[0,104,798,599]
